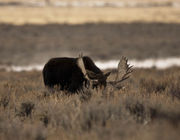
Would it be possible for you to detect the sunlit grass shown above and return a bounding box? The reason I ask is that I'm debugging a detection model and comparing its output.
[0,7,180,25]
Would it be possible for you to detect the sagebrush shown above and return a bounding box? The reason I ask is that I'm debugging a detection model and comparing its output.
[0,68,180,140]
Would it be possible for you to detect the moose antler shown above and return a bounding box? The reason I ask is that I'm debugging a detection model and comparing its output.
[116,56,133,83]
[77,53,101,88]
[77,53,108,81]
[109,56,133,85]
[77,53,89,80]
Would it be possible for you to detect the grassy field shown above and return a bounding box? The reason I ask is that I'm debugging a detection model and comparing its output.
[0,7,180,25]
[1,0,178,2]
[0,23,180,65]
[0,67,180,140]
[0,1,180,139]
[1,0,180,25]
[0,0,180,65]
[1,0,179,3]
[0,0,180,66]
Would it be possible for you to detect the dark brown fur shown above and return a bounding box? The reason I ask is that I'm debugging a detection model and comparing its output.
[42,56,102,92]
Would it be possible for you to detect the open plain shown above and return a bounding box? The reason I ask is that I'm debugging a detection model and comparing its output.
[0,0,180,140]
[0,67,180,140]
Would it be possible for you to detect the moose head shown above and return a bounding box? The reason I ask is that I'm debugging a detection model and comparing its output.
[77,54,133,89]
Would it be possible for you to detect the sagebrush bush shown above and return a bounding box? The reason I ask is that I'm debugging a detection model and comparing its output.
[0,68,180,140]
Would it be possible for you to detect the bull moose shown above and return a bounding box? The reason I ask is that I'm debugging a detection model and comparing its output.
[42,54,132,92]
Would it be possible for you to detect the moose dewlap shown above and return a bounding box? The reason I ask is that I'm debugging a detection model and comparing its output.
[42,55,132,93]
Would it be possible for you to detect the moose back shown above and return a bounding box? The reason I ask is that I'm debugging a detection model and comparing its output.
[42,56,110,92]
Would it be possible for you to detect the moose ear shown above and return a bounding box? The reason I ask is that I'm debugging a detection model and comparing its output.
[104,72,111,78]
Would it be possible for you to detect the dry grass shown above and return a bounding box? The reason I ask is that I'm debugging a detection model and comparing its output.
[0,0,179,3]
[0,67,180,140]
[0,7,180,25]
